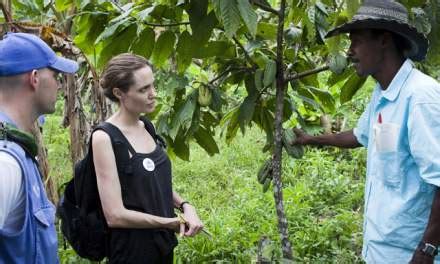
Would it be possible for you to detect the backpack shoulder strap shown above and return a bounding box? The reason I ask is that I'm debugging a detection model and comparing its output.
[94,122,136,155]
[139,116,167,149]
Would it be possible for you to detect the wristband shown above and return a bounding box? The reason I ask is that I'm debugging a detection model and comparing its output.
[178,201,190,212]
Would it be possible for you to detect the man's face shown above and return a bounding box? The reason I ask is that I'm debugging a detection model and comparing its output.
[35,68,61,114]
[348,29,384,77]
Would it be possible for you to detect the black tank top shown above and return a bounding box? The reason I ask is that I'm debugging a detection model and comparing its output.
[105,122,177,263]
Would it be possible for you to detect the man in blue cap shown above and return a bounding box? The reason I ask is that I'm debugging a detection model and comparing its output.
[292,0,440,263]
[0,32,78,263]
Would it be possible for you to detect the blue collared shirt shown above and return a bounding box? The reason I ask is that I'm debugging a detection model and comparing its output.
[354,59,440,263]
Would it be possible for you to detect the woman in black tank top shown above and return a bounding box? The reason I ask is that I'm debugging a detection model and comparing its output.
[92,53,204,263]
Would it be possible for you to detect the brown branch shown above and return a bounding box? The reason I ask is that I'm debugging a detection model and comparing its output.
[0,1,14,32]
[142,21,190,27]
[285,65,330,82]
[208,66,249,85]
[250,0,280,16]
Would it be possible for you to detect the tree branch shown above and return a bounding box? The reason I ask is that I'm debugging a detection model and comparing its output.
[285,65,330,82]
[209,66,249,85]
[250,0,280,16]
[142,21,190,27]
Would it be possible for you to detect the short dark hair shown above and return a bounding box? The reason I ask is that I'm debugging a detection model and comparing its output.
[100,53,153,102]
[370,29,411,57]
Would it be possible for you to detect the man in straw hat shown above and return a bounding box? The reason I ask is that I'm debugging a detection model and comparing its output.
[0,32,78,263]
[292,0,440,263]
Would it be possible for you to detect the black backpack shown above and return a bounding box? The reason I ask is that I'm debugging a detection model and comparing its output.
[57,117,164,261]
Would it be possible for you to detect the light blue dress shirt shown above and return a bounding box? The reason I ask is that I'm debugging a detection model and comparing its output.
[354,59,440,263]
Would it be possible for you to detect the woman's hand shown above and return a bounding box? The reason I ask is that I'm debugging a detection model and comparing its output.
[181,204,204,237]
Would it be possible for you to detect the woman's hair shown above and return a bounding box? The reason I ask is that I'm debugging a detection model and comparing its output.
[100,53,152,102]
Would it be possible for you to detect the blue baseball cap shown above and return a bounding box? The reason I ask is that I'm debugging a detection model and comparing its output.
[0,32,79,76]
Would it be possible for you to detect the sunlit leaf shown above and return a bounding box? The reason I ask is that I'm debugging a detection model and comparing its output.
[151,30,176,68]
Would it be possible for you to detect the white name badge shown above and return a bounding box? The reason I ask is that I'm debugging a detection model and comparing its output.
[142,158,155,171]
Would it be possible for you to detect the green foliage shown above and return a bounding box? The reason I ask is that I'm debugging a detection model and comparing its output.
[172,128,365,263]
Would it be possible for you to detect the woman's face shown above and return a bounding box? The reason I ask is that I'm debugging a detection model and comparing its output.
[119,66,156,114]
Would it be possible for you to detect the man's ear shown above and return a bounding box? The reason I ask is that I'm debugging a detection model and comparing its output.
[28,70,39,90]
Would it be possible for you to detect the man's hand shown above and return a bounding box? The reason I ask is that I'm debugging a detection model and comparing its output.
[291,128,312,145]
[410,250,434,264]
[182,204,204,237]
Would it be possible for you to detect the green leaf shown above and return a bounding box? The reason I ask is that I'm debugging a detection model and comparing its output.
[306,86,336,113]
[237,0,258,37]
[340,73,367,104]
[130,27,155,59]
[193,41,236,58]
[173,132,190,161]
[170,94,197,139]
[263,60,277,87]
[215,0,242,38]
[193,126,220,156]
[346,0,360,18]
[176,31,193,74]
[238,95,257,133]
[256,22,277,39]
[220,106,240,143]
[187,1,218,50]
[98,23,138,69]
[328,53,347,75]
[151,30,176,68]
[94,16,132,44]
[74,13,108,54]
[55,0,73,11]
[327,67,354,87]
[252,106,274,151]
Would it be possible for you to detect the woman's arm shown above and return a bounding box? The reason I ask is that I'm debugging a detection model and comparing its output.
[173,191,204,237]
[92,130,181,230]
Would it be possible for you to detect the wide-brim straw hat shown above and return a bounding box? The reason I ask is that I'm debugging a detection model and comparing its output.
[325,0,428,61]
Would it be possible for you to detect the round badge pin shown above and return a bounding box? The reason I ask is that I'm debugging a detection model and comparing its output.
[142,158,155,171]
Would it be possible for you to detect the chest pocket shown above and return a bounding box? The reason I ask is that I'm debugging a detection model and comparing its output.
[374,151,409,188]
[34,205,58,263]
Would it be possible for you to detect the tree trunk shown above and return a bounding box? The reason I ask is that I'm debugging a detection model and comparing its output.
[31,122,58,203]
[63,74,89,164]
[272,0,293,260]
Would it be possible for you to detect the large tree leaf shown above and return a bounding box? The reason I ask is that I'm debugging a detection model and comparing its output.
[193,41,236,58]
[74,13,108,54]
[151,30,176,68]
[306,86,336,113]
[220,106,240,143]
[214,0,242,38]
[170,94,197,139]
[130,27,155,59]
[172,132,190,161]
[238,94,258,133]
[176,31,193,74]
[193,126,220,156]
[94,16,132,44]
[237,0,258,37]
[252,105,274,152]
[188,0,217,48]
[327,67,354,87]
[340,73,367,104]
[97,23,138,68]
[256,22,277,39]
